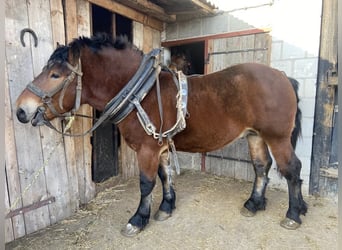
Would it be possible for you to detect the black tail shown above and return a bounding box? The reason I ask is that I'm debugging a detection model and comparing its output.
[287,77,302,149]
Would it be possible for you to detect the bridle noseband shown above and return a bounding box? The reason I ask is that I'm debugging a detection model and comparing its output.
[27,58,83,118]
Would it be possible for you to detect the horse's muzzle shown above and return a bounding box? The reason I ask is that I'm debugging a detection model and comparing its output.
[16,106,46,126]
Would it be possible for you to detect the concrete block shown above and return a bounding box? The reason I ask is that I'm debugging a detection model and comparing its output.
[301,117,314,137]
[295,136,313,158]
[271,41,282,61]
[227,14,253,32]
[165,23,178,40]
[178,19,202,39]
[271,60,293,75]
[282,42,306,59]
[299,97,316,118]
[177,152,201,170]
[298,156,312,177]
[202,13,229,35]
[293,58,318,78]
[303,78,317,98]
[293,78,305,97]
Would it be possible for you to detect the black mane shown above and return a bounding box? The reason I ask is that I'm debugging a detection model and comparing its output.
[47,33,134,65]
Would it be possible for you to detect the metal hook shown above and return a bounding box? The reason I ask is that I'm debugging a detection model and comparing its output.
[20,28,38,47]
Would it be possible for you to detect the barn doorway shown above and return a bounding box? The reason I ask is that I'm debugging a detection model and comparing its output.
[169,42,205,74]
[91,4,132,182]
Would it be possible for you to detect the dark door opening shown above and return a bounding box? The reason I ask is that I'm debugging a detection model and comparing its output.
[170,42,205,74]
[91,4,132,182]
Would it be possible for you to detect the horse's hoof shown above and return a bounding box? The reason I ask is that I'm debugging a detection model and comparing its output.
[120,223,141,237]
[240,207,256,217]
[280,218,301,230]
[154,210,171,221]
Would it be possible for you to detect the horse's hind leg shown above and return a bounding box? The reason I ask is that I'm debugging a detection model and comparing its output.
[241,134,272,217]
[154,150,176,221]
[268,138,307,229]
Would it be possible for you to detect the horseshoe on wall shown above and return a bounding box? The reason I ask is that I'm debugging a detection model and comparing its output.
[20,28,38,47]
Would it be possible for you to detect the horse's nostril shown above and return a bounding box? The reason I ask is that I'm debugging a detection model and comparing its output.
[16,108,29,123]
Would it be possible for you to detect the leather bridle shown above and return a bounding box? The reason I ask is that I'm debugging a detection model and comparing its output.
[26,59,83,119]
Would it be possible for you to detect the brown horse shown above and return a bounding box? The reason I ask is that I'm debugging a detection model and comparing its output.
[16,34,307,237]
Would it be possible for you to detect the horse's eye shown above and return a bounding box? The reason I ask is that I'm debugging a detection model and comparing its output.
[51,73,60,79]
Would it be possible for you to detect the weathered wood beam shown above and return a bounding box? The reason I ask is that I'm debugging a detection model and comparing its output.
[88,0,164,30]
[115,0,176,22]
[190,0,216,14]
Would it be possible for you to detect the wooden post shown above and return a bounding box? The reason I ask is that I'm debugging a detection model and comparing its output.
[310,0,338,195]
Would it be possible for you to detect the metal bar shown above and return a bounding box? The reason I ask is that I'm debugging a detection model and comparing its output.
[6,197,55,219]
[206,153,252,164]
[208,47,268,56]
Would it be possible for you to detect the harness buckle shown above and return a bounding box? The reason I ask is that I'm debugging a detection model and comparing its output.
[42,96,52,104]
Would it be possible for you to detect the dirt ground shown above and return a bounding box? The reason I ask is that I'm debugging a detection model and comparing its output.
[6,170,338,250]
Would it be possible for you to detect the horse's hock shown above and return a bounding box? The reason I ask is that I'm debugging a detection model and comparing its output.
[6,170,338,249]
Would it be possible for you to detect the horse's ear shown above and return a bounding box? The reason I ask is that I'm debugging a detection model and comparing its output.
[56,42,63,48]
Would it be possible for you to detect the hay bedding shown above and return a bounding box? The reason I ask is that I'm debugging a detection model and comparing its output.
[7,170,337,250]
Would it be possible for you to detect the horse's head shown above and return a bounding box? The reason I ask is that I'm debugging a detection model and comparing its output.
[16,45,82,126]
[169,54,191,75]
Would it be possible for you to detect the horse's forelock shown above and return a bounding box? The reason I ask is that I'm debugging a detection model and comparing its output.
[48,45,69,66]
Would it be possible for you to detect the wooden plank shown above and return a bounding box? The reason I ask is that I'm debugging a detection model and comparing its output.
[28,0,73,224]
[5,64,26,240]
[5,0,50,235]
[114,0,176,22]
[5,176,14,243]
[88,0,163,31]
[205,39,213,74]
[65,0,78,42]
[253,33,270,64]
[240,34,254,62]
[119,20,144,179]
[143,25,153,52]
[133,21,144,50]
[152,28,161,48]
[50,0,80,214]
[50,0,66,45]
[190,0,216,14]
[121,139,139,179]
[77,0,95,203]
[64,0,88,204]
[310,0,338,195]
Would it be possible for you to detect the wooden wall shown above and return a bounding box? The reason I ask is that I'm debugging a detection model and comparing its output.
[5,0,94,243]
[5,0,162,243]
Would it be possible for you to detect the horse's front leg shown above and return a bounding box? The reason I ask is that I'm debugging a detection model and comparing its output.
[121,147,159,237]
[154,150,176,221]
